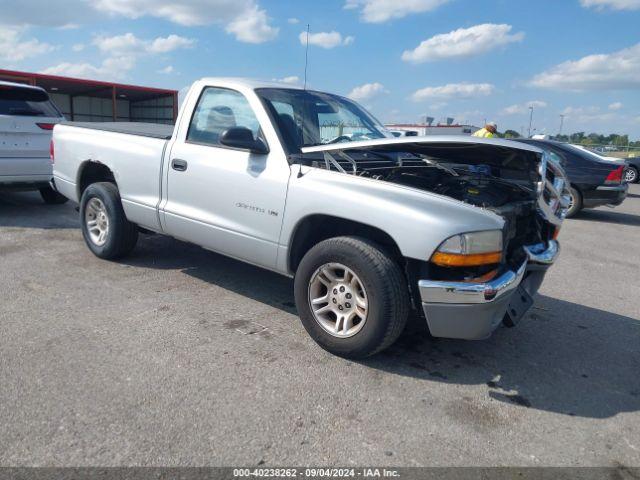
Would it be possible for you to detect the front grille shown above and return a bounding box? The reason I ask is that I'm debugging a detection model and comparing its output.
[536,152,570,226]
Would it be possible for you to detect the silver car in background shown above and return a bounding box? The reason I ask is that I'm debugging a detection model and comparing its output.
[0,81,67,203]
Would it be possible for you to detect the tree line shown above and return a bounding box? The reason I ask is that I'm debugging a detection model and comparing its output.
[500,130,638,147]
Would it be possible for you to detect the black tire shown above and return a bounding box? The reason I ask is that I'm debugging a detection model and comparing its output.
[39,186,68,204]
[566,186,582,218]
[294,236,409,358]
[625,166,638,184]
[79,182,138,259]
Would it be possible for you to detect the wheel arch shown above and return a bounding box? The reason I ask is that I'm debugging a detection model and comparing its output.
[76,160,117,200]
[287,214,405,274]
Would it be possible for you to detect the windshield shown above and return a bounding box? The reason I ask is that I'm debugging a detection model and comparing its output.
[256,88,389,152]
[0,85,62,117]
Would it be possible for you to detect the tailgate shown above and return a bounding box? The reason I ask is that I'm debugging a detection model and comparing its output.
[0,115,60,159]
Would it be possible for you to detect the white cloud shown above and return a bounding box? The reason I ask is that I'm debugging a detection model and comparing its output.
[273,76,300,84]
[560,105,618,123]
[529,43,640,91]
[0,27,54,62]
[0,0,96,27]
[1,0,277,44]
[72,43,84,52]
[501,100,547,115]
[149,34,195,53]
[299,31,354,49]
[348,82,387,101]
[401,24,524,63]
[93,0,246,25]
[609,101,623,110]
[225,6,279,43]
[42,33,192,81]
[410,83,494,102]
[288,17,300,24]
[41,56,136,81]
[93,33,194,56]
[344,0,450,23]
[580,0,640,10]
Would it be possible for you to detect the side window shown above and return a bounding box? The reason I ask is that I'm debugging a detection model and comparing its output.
[187,87,261,147]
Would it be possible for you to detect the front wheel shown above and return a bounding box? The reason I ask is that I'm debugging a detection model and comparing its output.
[79,182,138,259]
[294,236,409,358]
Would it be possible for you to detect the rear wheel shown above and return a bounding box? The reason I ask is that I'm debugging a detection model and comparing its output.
[566,186,582,218]
[39,186,68,205]
[625,166,638,184]
[80,182,138,259]
[294,236,409,358]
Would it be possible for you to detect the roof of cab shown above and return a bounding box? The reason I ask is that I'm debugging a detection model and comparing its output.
[197,77,305,90]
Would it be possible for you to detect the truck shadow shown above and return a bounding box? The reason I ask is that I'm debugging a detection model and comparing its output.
[0,191,78,229]
[123,234,640,420]
[124,234,298,315]
[363,295,640,419]
[574,209,640,227]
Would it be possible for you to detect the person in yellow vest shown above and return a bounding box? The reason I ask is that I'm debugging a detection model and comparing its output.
[472,122,498,138]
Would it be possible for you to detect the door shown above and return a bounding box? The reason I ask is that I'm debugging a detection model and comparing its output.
[162,86,290,270]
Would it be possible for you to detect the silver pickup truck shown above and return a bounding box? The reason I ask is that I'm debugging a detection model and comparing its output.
[52,78,569,358]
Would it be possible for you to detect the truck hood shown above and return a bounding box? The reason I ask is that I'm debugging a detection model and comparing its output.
[299,135,543,172]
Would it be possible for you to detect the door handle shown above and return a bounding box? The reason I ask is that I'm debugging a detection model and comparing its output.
[171,158,188,172]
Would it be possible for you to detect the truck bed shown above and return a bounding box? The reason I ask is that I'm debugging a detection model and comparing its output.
[60,122,173,140]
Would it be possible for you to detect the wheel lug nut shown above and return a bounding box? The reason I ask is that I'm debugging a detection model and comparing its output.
[338,305,344,311]
[339,286,345,292]
[332,298,337,304]
[346,293,352,299]
[333,288,338,294]
[345,302,351,308]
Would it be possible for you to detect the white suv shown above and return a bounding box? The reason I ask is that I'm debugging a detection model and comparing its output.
[0,80,67,203]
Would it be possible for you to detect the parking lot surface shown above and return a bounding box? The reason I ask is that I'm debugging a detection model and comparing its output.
[1,185,639,467]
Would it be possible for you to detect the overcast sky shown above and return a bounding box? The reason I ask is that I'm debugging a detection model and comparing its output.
[1,0,640,138]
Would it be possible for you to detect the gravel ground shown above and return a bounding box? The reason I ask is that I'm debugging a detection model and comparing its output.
[1,184,639,467]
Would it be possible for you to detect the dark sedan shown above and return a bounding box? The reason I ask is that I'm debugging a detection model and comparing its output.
[515,139,628,217]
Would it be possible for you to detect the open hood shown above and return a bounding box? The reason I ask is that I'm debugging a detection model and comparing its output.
[299,135,544,173]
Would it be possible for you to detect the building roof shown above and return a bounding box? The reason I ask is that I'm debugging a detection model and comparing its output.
[0,69,177,102]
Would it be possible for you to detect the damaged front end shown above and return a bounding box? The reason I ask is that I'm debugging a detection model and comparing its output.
[296,138,570,339]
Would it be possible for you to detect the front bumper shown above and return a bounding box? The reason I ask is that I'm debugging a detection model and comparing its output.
[418,240,559,340]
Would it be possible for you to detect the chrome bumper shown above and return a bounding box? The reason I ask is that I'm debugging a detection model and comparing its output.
[418,241,559,339]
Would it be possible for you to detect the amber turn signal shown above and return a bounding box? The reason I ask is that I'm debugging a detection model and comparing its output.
[431,251,502,267]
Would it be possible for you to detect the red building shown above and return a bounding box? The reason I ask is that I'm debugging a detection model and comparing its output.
[0,69,178,124]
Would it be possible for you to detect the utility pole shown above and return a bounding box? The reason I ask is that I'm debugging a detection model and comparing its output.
[528,106,534,138]
[558,114,565,136]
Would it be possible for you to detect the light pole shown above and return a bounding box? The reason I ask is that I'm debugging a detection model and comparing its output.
[558,114,565,136]
[528,106,534,138]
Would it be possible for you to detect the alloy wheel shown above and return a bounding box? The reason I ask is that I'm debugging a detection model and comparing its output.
[308,262,368,338]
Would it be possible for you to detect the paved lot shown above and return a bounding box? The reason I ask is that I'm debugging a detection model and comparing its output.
[1,185,639,467]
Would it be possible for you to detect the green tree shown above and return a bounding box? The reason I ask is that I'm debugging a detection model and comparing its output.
[504,129,521,138]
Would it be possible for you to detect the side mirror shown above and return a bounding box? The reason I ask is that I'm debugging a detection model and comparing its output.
[219,127,269,154]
